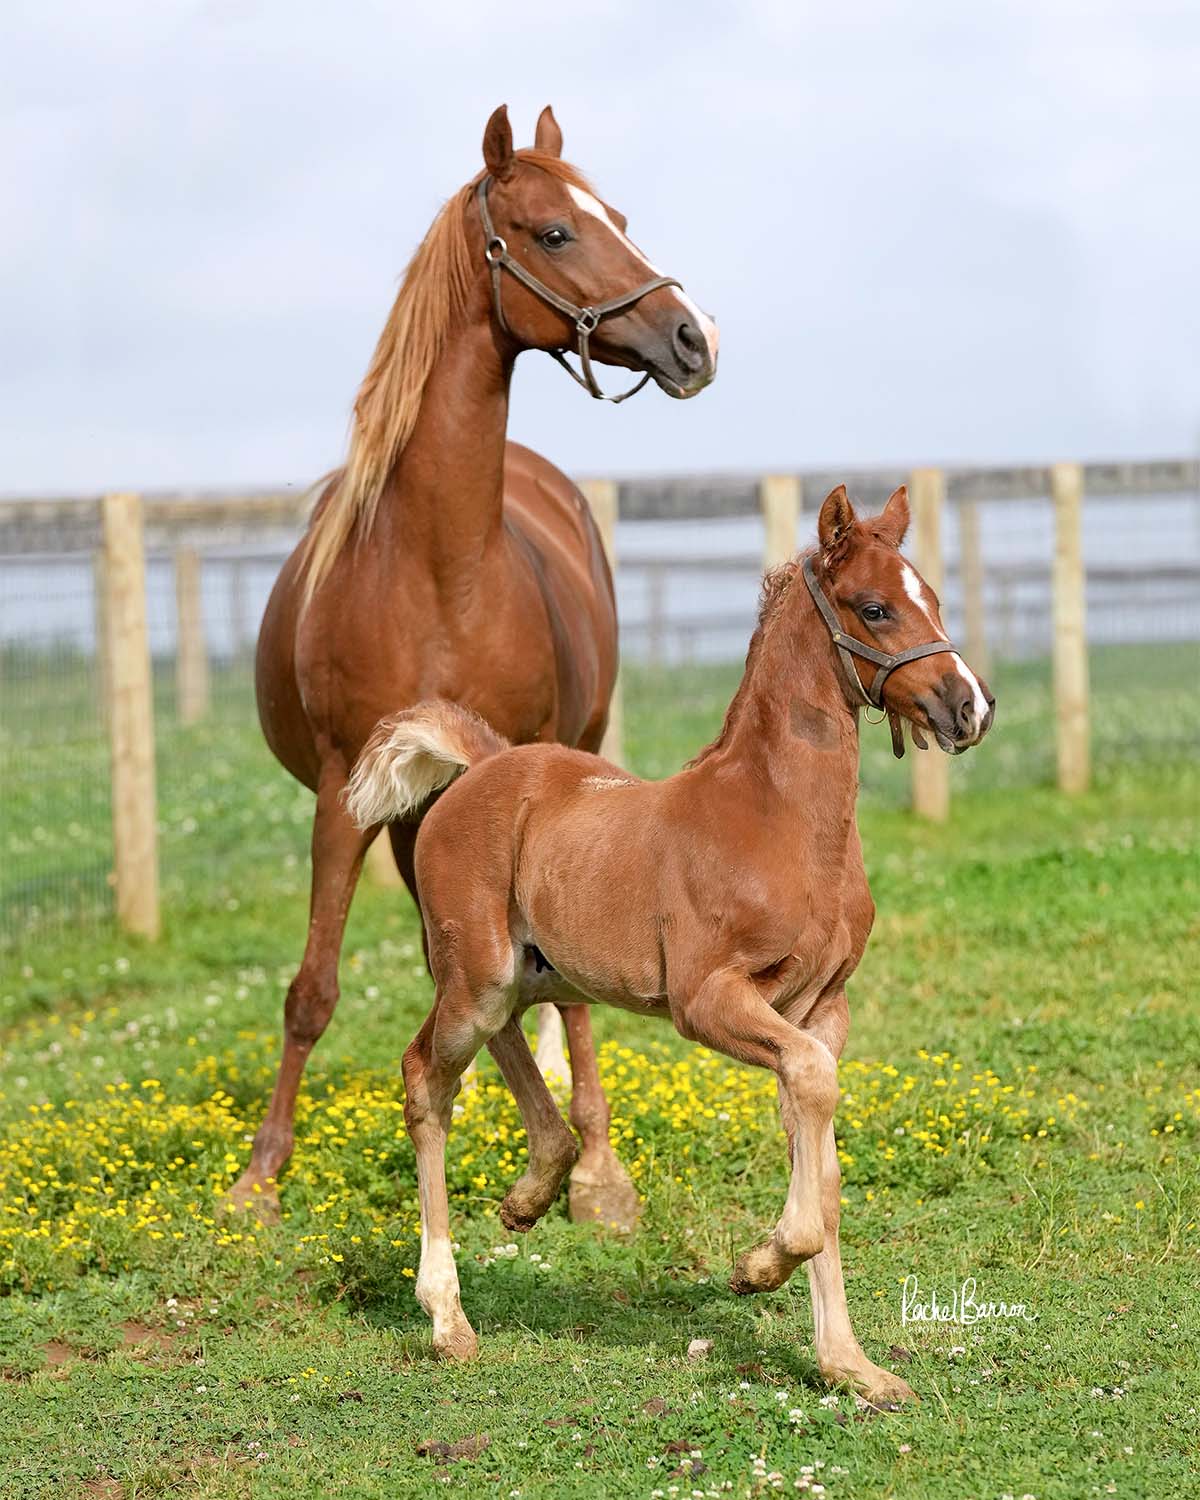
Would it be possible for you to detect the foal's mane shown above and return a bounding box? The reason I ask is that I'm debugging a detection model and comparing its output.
[301,150,594,603]
[687,555,803,767]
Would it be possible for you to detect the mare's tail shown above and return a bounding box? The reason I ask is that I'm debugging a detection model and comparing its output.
[344,702,510,828]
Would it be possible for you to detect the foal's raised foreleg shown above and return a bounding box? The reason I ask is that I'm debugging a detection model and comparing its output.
[488,1017,578,1230]
[672,971,839,1293]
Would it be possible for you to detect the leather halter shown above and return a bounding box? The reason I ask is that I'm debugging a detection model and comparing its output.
[801,554,959,759]
[476,175,683,403]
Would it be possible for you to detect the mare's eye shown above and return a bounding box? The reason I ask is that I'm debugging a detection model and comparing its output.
[861,603,887,623]
[539,226,570,250]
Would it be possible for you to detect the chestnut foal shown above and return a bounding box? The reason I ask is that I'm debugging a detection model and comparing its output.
[347,486,994,1401]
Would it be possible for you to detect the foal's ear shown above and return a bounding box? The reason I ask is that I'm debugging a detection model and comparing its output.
[483,104,517,181]
[535,104,563,157]
[818,485,856,552]
[874,485,910,548]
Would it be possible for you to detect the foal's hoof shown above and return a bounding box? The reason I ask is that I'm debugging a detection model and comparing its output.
[568,1170,641,1234]
[498,1196,541,1234]
[220,1171,282,1224]
[432,1322,479,1363]
[854,1367,918,1408]
[729,1242,800,1295]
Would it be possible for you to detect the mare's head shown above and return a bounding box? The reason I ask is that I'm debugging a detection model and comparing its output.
[814,485,995,753]
[476,105,718,398]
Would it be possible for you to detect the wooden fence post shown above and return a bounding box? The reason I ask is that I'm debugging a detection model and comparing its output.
[102,492,160,939]
[760,473,801,569]
[910,468,950,821]
[957,499,991,680]
[174,547,210,725]
[581,478,623,765]
[1051,462,1090,794]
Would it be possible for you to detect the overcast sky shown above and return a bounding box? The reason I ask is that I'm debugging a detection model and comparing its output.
[3,1,1198,496]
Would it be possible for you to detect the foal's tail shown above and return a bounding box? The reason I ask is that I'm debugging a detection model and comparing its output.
[345,702,510,828]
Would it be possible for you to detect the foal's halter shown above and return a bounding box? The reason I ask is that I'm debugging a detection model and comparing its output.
[476,175,683,403]
[801,554,959,759]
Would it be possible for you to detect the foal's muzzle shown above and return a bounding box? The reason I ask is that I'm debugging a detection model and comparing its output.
[919,674,996,754]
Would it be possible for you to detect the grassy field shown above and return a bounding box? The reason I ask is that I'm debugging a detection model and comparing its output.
[1,660,1198,1498]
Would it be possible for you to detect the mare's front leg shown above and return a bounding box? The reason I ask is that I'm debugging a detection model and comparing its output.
[225,773,373,1219]
[672,970,839,1292]
[799,992,916,1405]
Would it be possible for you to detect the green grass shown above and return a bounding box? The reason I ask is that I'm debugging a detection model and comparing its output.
[0,657,1198,1499]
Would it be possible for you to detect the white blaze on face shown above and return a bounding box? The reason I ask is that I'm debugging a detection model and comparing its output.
[899,560,990,726]
[565,184,719,361]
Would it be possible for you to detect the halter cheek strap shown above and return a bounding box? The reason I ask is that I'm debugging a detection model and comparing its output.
[476,175,683,404]
[801,554,959,759]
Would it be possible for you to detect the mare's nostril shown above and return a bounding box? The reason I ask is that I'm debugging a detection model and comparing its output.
[673,320,705,370]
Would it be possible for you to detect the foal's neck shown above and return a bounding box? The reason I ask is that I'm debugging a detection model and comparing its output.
[375,305,512,576]
[701,578,861,815]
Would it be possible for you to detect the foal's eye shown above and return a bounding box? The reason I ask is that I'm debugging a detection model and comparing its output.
[539,226,571,250]
[861,603,888,623]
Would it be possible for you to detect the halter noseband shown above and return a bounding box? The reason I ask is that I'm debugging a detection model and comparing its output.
[476,175,683,404]
[801,554,959,759]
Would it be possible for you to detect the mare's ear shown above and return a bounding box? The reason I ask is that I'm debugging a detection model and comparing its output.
[817,485,856,552]
[483,104,516,181]
[535,105,563,156]
[874,485,910,547]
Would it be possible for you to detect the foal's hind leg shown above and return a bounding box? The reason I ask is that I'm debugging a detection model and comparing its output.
[488,1018,578,1230]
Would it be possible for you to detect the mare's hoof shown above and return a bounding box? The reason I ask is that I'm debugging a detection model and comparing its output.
[568,1170,641,1234]
[432,1322,480,1362]
[729,1242,799,1294]
[220,1172,282,1224]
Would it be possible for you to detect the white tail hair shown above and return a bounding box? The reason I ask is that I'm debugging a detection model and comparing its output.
[344,702,509,828]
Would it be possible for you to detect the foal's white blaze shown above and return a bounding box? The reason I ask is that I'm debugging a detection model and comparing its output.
[566,184,720,362]
[900,560,990,731]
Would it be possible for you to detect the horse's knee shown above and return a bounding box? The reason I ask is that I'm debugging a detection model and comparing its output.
[283,968,339,1047]
[782,1036,839,1118]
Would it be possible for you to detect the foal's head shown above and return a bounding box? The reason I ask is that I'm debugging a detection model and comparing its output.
[814,485,995,753]
[477,105,718,398]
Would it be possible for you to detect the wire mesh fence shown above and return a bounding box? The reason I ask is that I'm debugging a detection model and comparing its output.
[1,466,1197,953]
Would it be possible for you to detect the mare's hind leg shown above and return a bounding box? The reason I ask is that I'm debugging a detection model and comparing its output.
[225,774,372,1219]
[488,1018,578,1230]
[561,1006,641,1232]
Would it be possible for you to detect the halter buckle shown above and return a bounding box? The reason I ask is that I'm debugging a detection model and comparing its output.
[575,307,601,335]
[484,236,507,264]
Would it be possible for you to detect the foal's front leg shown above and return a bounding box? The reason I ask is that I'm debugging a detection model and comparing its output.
[672,971,839,1291]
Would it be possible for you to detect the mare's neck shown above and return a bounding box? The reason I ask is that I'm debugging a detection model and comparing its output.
[375,308,513,577]
[698,579,861,821]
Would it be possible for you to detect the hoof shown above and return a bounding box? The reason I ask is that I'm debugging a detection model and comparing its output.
[729,1241,800,1295]
[822,1359,918,1407]
[856,1368,918,1408]
[498,1197,540,1234]
[432,1322,479,1362]
[568,1167,641,1234]
[220,1171,282,1224]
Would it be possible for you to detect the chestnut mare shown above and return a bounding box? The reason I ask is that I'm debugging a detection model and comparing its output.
[225,105,718,1228]
[346,485,994,1403]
